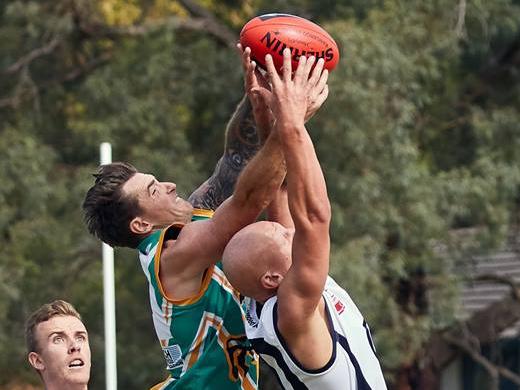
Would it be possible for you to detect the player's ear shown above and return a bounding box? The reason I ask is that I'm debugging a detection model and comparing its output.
[129,217,153,235]
[261,271,283,289]
[28,352,45,371]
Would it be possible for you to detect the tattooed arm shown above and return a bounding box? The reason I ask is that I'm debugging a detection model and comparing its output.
[188,95,264,210]
[188,42,327,211]
[188,45,274,210]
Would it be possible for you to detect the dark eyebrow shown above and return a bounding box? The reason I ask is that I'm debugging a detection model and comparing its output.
[146,178,156,195]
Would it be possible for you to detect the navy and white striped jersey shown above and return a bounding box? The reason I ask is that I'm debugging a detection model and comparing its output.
[243,276,387,390]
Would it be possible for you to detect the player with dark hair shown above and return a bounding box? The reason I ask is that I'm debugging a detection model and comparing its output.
[25,300,91,390]
[82,46,329,389]
[82,91,267,250]
[222,50,387,389]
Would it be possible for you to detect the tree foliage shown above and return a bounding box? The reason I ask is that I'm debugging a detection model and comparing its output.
[0,0,519,388]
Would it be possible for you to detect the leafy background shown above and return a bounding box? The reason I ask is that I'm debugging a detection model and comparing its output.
[0,0,519,388]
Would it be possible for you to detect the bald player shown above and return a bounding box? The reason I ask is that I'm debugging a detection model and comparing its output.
[222,50,387,389]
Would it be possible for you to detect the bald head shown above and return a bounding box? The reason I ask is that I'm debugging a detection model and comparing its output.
[222,221,293,302]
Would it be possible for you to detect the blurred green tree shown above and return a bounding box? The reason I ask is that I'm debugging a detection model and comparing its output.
[0,0,519,389]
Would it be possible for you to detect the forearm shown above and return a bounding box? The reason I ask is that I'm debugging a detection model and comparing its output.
[277,123,331,310]
[198,131,286,265]
[279,124,330,227]
[188,95,264,209]
[266,182,295,229]
[233,131,286,211]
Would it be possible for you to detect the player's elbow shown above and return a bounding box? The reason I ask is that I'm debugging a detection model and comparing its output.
[303,199,331,226]
[295,212,330,238]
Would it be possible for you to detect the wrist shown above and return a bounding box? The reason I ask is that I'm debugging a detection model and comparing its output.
[276,120,305,135]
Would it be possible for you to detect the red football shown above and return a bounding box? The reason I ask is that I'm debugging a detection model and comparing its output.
[240,13,340,73]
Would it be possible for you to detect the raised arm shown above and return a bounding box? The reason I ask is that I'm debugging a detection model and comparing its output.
[188,47,273,210]
[263,49,332,324]
[171,126,286,278]
[265,182,295,230]
[188,44,327,211]
[187,96,263,210]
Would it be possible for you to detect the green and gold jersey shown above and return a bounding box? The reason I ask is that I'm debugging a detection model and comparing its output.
[138,209,258,390]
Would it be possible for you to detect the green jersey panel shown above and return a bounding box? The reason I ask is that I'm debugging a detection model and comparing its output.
[138,209,258,390]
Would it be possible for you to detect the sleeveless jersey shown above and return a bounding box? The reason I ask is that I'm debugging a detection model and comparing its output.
[243,276,386,390]
[138,209,258,390]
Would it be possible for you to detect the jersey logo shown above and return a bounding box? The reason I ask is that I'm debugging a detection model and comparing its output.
[334,300,345,315]
[243,297,259,328]
[245,309,259,328]
[162,344,184,370]
[325,289,345,315]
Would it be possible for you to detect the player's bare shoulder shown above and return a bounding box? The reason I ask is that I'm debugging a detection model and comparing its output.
[160,220,217,277]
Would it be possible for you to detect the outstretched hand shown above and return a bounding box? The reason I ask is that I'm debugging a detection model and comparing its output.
[254,48,329,129]
[304,57,329,122]
[237,43,273,142]
[237,43,270,95]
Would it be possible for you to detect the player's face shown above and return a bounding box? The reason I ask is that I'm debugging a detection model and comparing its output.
[30,315,91,388]
[123,172,193,228]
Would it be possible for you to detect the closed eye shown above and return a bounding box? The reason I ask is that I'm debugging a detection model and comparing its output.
[146,178,158,197]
